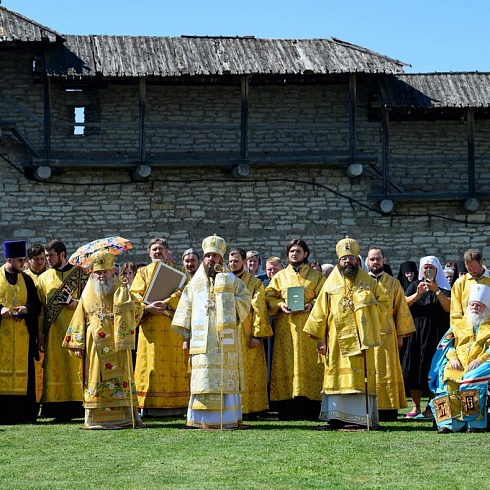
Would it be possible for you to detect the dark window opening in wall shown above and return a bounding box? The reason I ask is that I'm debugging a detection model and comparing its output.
[66,89,100,136]
[74,106,85,135]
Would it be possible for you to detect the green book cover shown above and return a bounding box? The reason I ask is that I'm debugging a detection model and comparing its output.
[287,286,305,312]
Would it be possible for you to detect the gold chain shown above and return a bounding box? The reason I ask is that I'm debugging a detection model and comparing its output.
[340,278,355,313]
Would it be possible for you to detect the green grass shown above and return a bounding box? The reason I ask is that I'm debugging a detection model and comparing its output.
[0,410,488,489]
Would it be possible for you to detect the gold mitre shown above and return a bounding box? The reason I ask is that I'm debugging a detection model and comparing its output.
[335,236,360,259]
[202,234,227,258]
[91,250,115,272]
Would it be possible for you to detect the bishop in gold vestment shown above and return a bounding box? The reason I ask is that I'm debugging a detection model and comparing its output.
[431,283,490,433]
[63,251,145,429]
[172,235,251,429]
[304,237,388,430]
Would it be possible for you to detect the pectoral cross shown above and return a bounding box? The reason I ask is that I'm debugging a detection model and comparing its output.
[205,295,216,315]
[340,296,355,313]
[98,309,114,321]
[205,280,216,315]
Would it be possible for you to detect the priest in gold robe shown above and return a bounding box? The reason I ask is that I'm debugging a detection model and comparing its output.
[63,250,145,429]
[304,237,389,430]
[172,235,251,430]
[37,239,88,421]
[450,248,490,321]
[0,240,42,424]
[229,248,272,417]
[130,237,190,415]
[265,239,325,421]
[366,246,415,421]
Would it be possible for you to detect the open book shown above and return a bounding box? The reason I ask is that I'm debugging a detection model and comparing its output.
[143,262,187,305]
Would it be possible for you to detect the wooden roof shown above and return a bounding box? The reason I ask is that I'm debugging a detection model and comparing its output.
[377,73,490,109]
[0,6,61,43]
[42,35,407,79]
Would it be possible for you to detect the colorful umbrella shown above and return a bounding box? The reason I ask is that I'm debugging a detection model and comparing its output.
[68,236,133,267]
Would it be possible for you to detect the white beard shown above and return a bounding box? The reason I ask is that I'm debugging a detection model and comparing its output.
[93,276,115,299]
[466,307,490,328]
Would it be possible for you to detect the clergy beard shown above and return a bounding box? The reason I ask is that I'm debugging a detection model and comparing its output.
[93,276,115,299]
[466,307,490,328]
[339,262,359,278]
[6,263,22,275]
[369,266,383,275]
[205,263,218,278]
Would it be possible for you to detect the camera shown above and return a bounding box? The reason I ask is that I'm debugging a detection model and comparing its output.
[425,269,435,281]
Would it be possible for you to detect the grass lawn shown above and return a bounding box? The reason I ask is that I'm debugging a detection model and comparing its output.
[0,408,488,489]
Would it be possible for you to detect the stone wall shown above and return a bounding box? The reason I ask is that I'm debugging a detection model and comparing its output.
[0,151,488,271]
[0,49,489,272]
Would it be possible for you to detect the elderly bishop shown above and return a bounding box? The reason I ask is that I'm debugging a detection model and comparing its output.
[63,250,145,430]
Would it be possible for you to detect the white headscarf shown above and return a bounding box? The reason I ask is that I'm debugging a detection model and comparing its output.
[418,256,451,291]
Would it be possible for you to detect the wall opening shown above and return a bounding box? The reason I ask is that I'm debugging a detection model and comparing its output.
[74,106,85,135]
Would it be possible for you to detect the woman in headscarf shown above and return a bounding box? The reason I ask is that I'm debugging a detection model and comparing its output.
[397,261,418,292]
[402,256,451,419]
[246,251,267,282]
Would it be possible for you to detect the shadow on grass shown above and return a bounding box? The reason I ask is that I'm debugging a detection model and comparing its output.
[45,414,437,432]
[145,421,186,429]
[142,416,316,431]
[379,424,435,432]
[36,418,84,425]
[250,423,315,431]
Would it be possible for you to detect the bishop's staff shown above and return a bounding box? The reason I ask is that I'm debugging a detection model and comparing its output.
[363,350,370,431]
[213,263,236,431]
